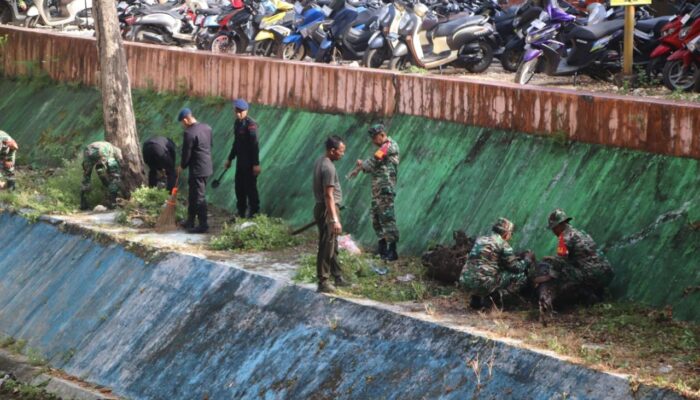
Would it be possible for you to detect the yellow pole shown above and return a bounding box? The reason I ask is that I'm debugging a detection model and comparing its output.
[623,5,635,75]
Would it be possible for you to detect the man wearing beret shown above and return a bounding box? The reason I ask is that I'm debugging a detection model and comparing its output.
[225,98,261,219]
[177,108,213,234]
[354,123,400,261]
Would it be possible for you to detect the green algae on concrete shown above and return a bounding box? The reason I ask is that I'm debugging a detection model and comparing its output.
[0,78,698,321]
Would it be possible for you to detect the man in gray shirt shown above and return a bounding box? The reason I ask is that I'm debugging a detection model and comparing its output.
[313,135,350,293]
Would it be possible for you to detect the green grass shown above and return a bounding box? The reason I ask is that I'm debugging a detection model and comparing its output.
[0,160,108,214]
[209,214,304,252]
[294,251,442,303]
[0,377,61,400]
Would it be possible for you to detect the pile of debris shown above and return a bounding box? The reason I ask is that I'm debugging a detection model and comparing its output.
[421,230,475,284]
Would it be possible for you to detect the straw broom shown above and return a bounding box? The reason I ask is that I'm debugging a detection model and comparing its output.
[155,175,179,232]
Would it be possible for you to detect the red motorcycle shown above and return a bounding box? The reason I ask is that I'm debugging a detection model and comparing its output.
[647,2,700,78]
[662,12,700,91]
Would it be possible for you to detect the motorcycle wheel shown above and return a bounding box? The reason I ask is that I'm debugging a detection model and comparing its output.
[662,59,697,92]
[363,48,387,68]
[500,46,522,73]
[253,39,277,57]
[465,41,494,74]
[389,55,412,71]
[515,58,537,85]
[211,35,238,55]
[278,42,305,61]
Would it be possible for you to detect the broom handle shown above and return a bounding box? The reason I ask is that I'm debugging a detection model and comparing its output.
[171,173,180,196]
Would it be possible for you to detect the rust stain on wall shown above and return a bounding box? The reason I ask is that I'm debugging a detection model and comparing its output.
[2,25,699,159]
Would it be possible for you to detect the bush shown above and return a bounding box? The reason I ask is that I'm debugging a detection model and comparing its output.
[209,215,303,251]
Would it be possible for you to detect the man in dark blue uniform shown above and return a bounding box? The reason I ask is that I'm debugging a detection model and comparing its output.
[224,98,261,218]
[177,108,213,234]
[142,136,177,191]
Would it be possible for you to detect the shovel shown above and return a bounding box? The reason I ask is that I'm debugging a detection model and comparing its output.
[211,168,231,189]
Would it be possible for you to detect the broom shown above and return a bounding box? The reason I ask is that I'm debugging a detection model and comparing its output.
[155,174,179,233]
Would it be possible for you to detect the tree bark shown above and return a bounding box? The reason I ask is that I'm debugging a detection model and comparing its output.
[93,0,145,194]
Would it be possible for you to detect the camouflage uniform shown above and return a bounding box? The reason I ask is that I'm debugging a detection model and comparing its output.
[0,131,18,190]
[460,219,531,298]
[360,136,399,243]
[81,141,122,208]
[543,225,614,291]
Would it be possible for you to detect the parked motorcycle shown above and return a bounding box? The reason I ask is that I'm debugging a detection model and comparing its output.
[252,0,295,56]
[648,3,700,82]
[316,0,383,63]
[210,0,257,54]
[277,0,331,60]
[127,0,208,46]
[362,0,407,67]
[388,1,498,73]
[662,15,700,91]
[4,0,94,28]
[500,0,544,72]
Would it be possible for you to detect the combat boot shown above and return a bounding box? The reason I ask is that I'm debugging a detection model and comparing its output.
[385,242,398,262]
[189,204,209,233]
[80,192,89,211]
[6,180,15,191]
[317,281,336,293]
[469,295,483,310]
[377,239,387,259]
[107,192,118,210]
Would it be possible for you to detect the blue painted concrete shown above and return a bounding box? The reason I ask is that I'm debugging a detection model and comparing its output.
[0,213,684,399]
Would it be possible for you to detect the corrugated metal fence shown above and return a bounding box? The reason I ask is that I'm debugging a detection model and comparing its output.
[2,25,699,158]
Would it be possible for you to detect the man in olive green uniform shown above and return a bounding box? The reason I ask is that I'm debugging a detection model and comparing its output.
[0,131,18,191]
[355,123,400,261]
[460,218,534,309]
[538,209,614,294]
[81,141,123,210]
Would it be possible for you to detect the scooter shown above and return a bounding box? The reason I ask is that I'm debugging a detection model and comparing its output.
[648,3,700,79]
[193,5,227,50]
[11,0,93,28]
[500,0,544,72]
[389,1,498,73]
[252,0,295,56]
[210,0,258,54]
[277,0,331,60]
[362,0,408,67]
[127,0,208,46]
[316,0,383,63]
[662,18,700,91]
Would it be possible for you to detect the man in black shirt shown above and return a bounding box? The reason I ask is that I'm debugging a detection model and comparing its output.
[142,136,177,191]
[225,98,261,218]
[177,108,213,234]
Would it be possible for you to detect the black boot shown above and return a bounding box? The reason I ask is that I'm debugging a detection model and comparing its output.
[189,203,209,233]
[80,191,89,211]
[385,241,398,261]
[377,239,387,259]
[6,180,15,192]
[107,192,118,210]
[469,295,483,310]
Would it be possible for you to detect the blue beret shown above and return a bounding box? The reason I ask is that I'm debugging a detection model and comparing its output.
[177,108,192,122]
[233,98,249,111]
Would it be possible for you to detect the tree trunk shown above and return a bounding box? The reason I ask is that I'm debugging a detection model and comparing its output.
[93,0,145,194]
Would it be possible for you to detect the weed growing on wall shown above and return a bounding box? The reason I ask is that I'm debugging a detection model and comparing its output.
[209,215,303,251]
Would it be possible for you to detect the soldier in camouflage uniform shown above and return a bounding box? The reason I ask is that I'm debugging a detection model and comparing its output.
[80,141,123,210]
[355,123,400,261]
[0,131,18,191]
[537,209,614,296]
[460,218,535,309]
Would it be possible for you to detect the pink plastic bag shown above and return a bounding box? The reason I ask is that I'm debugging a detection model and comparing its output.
[338,234,362,255]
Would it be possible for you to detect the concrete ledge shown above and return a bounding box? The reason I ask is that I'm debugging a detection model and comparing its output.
[0,212,687,399]
[1,25,699,159]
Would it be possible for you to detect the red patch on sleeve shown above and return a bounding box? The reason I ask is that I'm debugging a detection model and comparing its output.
[557,233,568,257]
[374,142,390,160]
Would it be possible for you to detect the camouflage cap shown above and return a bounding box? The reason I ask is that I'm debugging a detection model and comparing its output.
[368,123,385,137]
[492,217,515,235]
[548,208,572,229]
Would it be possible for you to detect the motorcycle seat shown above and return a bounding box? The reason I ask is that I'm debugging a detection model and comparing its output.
[568,19,623,40]
[196,7,221,15]
[636,16,672,34]
[433,15,486,37]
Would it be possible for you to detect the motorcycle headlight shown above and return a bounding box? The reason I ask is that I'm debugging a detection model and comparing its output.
[513,17,520,27]
[688,36,700,52]
[679,27,690,39]
[525,32,539,44]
